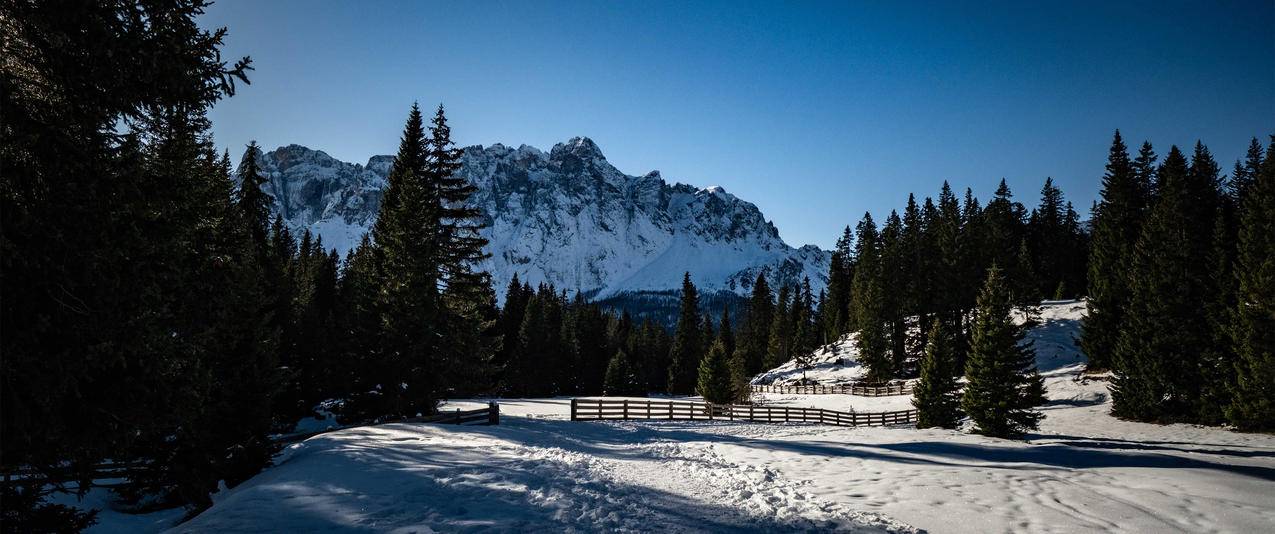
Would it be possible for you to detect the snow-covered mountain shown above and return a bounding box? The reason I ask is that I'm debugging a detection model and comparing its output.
[248,137,830,309]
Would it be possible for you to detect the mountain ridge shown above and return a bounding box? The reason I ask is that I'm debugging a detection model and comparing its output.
[247,137,831,311]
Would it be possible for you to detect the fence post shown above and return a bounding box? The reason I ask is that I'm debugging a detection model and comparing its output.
[668,401,674,420]
[623,399,629,420]
[708,403,714,420]
[455,409,461,424]
[488,402,500,425]
[785,407,790,422]
[570,399,578,421]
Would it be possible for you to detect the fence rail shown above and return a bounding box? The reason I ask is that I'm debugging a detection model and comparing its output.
[570,398,917,427]
[750,382,914,396]
[5,402,501,488]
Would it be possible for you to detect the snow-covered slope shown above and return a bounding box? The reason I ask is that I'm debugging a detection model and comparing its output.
[247,138,830,304]
[753,300,1091,387]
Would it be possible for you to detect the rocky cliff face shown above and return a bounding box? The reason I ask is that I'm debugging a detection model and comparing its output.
[247,137,830,312]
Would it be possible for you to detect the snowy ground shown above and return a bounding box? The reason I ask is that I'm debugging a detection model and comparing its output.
[67,301,1275,533]
[751,334,871,386]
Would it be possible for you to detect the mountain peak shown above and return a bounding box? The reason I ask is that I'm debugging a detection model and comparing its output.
[550,136,605,162]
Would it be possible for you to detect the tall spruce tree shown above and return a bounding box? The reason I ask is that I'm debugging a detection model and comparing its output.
[961,266,1046,438]
[428,105,496,390]
[1083,132,1149,371]
[851,212,893,381]
[914,319,963,429]
[718,306,736,360]
[1227,136,1275,431]
[880,210,910,374]
[368,103,441,416]
[603,348,641,397]
[766,284,794,370]
[235,141,272,255]
[667,273,703,394]
[1111,146,1218,422]
[824,226,855,339]
[741,273,774,375]
[698,338,736,404]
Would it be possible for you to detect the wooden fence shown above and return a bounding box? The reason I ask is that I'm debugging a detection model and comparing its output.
[4,402,501,489]
[750,382,914,396]
[570,398,917,427]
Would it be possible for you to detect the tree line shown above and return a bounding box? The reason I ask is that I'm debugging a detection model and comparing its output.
[821,176,1088,384]
[0,2,494,527]
[1082,132,1274,431]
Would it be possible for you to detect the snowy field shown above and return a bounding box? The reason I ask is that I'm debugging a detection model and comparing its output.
[69,301,1275,533]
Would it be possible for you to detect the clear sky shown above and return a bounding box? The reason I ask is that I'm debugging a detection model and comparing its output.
[201,0,1274,249]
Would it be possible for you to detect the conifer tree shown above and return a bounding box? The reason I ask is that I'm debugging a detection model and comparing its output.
[1227,136,1275,431]
[718,306,736,360]
[824,226,855,339]
[851,212,893,381]
[914,319,963,429]
[961,266,1046,438]
[667,273,703,394]
[880,210,909,373]
[235,141,272,255]
[1111,146,1218,422]
[603,348,641,397]
[1082,132,1148,371]
[368,103,439,416]
[741,273,774,375]
[766,284,793,370]
[698,338,736,404]
[934,184,966,330]
[1028,177,1068,297]
[901,194,928,351]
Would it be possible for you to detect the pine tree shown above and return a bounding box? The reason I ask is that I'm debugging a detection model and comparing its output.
[741,273,774,375]
[1227,136,1275,431]
[880,210,910,373]
[698,338,736,404]
[961,266,1046,438]
[851,212,893,381]
[368,103,441,416]
[766,284,793,370]
[1082,132,1148,371]
[1111,146,1218,422]
[667,273,703,394]
[824,226,855,339]
[1029,177,1072,298]
[981,180,1030,305]
[429,105,496,393]
[934,184,966,330]
[603,348,641,397]
[235,141,272,255]
[901,194,928,353]
[718,306,736,360]
[913,319,963,429]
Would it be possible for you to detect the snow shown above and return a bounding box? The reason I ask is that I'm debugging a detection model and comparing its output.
[752,334,872,386]
[66,301,1275,532]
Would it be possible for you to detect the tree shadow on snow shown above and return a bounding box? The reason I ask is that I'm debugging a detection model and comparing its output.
[185,423,879,533]
[1027,434,1275,459]
[485,417,1275,484]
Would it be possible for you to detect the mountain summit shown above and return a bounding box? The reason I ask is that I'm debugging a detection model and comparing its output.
[247,137,830,313]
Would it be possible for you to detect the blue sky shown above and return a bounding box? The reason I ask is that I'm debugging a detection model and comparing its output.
[202,0,1273,249]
